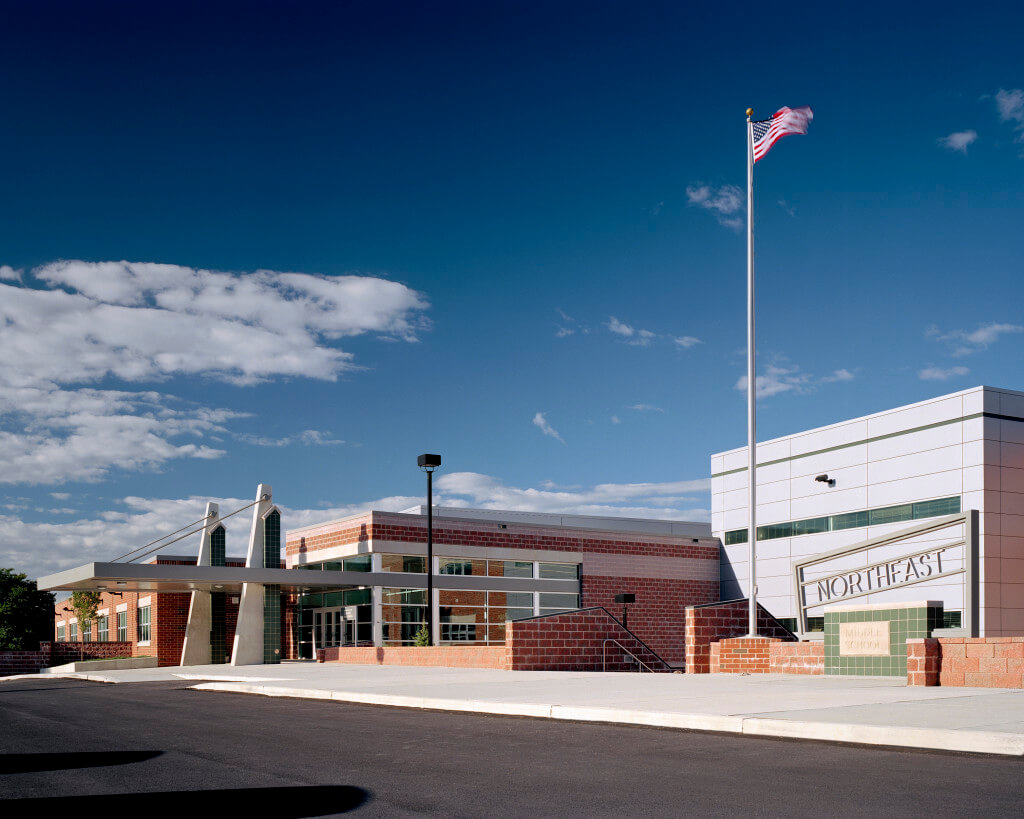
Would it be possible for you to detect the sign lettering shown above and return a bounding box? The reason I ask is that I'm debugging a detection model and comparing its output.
[807,548,949,607]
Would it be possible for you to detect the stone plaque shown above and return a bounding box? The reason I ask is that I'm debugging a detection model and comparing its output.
[839,621,890,656]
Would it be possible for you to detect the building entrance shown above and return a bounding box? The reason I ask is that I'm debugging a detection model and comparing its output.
[310,604,372,655]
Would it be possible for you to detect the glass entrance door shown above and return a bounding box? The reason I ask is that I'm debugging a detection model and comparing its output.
[312,604,373,652]
[313,607,343,652]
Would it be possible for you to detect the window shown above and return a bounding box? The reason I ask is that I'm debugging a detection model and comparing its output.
[724,496,961,544]
[943,611,962,629]
[97,615,109,642]
[137,606,151,643]
[487,560,533,578]
[56,624,65,642]
[438,558,484,576]
[381,554,426,573]
[117,611,127,642]
[539,592,580,615]
[381,588,426,646]
[437,590,535,645]
[343,555,371,572]
[69,622,78,642]
[538,563,579,580]
[81,620,92,642]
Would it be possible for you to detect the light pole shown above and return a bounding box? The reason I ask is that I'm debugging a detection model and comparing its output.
[417,453,441,646]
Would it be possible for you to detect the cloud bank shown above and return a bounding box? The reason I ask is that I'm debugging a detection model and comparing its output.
[0,261,430,484]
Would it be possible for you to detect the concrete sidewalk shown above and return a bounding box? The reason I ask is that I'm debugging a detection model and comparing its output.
[7,662,1024,756]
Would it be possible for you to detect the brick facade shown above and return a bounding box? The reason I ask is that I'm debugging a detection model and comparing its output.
[710,637,781,673]
[318,645,508,669]
[505,608,672,672]
[0,641,134,676]
[287,511,719,666]
[316,607,673,672]
[684,599,796,673]
[769,641,825,675]
[286,515,719,561]
[908,637,1024,688]
[582,576,717,666]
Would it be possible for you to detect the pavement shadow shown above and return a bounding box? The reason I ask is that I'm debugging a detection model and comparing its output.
[1,785,370,816]
[0,750,163,774]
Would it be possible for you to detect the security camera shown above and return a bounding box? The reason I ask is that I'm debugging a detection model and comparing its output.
[815,474,836,487]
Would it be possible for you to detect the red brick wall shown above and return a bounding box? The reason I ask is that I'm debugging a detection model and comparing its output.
[1,641,135,675]
[908,637,1024,688]
[287,513,720,561]
[154,592,191,666]
[685,599,796,673]
[769,641,824,675]
[0,648,51,676]
[319,645,508,669]
[583,576,717,666]
[317,608,680,672]
[506,608,672,671]
[710,637,781,673]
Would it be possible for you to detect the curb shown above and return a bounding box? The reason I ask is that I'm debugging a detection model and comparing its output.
[189,681,1024,756]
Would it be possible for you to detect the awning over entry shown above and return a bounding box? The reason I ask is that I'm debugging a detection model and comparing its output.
[37,562,378,594]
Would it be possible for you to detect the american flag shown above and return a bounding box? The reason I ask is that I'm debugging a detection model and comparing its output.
[752,106,813,163]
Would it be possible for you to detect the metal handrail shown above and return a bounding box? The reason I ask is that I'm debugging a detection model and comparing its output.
[602,638,657,672]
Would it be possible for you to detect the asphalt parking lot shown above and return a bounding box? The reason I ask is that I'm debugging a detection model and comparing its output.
[1,678,1021,817]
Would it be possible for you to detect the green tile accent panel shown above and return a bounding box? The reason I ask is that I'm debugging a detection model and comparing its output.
[263,509,281,569]
[211,525,226,567]
[824,603,944,677]
[263,584,281,664]
[724,495,960,545]
[210,591,227,664]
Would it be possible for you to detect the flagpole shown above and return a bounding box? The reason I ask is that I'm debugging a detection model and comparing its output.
[746,107,758,638]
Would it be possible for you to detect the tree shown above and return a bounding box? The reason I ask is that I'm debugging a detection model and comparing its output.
[0,568,56,650]
[70,591,102,638]
[414,623,430,647]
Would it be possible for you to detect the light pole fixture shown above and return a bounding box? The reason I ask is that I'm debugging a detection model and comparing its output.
[614,593,636,631]
[417,453,442,646]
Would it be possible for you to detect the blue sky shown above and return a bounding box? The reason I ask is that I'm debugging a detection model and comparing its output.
[2,1,1023,579]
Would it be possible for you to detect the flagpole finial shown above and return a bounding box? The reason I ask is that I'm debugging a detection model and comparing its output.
[746,108,753,118]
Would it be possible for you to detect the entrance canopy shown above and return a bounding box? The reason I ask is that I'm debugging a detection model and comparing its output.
[38,562,380,594]
[37,562,568,595]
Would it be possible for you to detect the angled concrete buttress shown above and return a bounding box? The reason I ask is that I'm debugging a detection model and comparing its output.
[180,502,220,666]
[232,484,275,665]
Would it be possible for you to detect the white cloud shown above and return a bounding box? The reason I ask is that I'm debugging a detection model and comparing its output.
[686,183,744,230]
[5,492,425,580]
[237,429,344,447]
[821,368,855,383]
[0,265,22,281]
[628,404,665,413]
[938,130,978,153]
[5,261,430,387]
[673,335,701,349]
[7,473,712,580]
[0,386,237,484]
[996,89,1024,125]
[555,326,575,338]
[735,365,813,398]
[0,261,430,484]
[919,365,970,381]
[927,322,1024,356]
[611,415,621,424]
[606,317,657,346]
[532,412,565,444]
[437,471,710,520]
[50,492,72,500]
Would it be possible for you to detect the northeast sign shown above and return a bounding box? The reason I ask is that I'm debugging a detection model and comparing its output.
[792,511,978,636]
